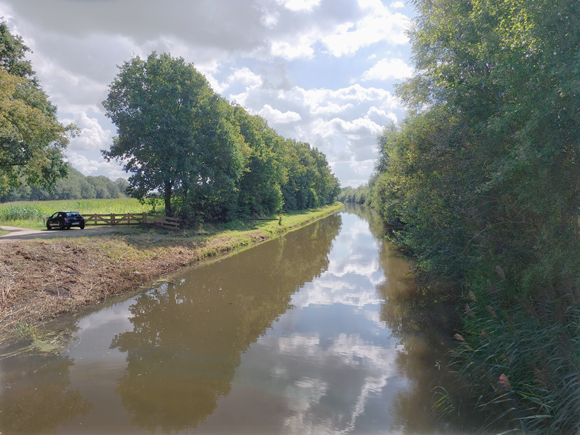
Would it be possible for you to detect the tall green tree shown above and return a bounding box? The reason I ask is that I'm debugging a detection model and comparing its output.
[103,52,247,218]
[0,22,74,194]
[282,140,339,210]
[233,106,285,216]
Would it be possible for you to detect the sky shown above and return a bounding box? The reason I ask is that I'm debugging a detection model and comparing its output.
[1,0,414,187]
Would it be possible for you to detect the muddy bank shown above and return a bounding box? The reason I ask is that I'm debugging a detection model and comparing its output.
[0,204,342,337]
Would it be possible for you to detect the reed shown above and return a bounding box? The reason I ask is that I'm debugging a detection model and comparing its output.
[448,291,580,434]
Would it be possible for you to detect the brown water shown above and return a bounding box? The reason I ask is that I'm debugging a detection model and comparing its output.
[0,205,475,434]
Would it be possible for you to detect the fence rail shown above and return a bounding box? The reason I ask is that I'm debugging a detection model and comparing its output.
[74,213,181,230]
[152,215,181,230]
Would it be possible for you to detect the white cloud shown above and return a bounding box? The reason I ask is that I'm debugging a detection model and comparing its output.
[275,0,321,12]
[259,104,302,124]
[310,102,353,115]
[261,0,409,61]
[210,67,263,93]
[365,106,398,124]
[327,117,383,138]
[228,67,263,87]
[66,153,126,179]
[269,31,318,60]
[361,58,413,81]
[260,10,280,28]
[322,4,409,57]
[390,1,405,9]
[64,113,112,151]
[31,53,108,115]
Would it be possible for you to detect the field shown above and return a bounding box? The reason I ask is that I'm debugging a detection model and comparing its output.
[0,199,154,229]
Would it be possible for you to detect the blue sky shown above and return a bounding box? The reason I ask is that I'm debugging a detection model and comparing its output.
[1,0,414,187]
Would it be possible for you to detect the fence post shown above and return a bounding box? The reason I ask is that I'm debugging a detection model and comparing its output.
[142,212,147,224]
[110,213,115,226]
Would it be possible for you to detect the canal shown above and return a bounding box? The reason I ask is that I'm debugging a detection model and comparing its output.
[0,205,476,434]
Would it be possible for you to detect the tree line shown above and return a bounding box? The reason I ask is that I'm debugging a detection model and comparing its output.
[0,26,340,222]
[337,183,371,205]
[103,52,340,222]
[362,0,579,432]
[0,167,129,202]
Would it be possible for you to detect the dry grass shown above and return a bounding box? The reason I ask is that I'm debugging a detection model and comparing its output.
[0,203,343,338]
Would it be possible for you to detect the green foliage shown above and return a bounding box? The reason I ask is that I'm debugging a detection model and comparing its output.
[103,52,247,220]
[281,140,340,211]
[103,51,340,224]
[337,183,371,205]
[0,22,75,195]
[370,0,580,431]
[233,105,285,216]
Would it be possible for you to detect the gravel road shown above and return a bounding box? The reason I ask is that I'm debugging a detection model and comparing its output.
[0,225,123,242]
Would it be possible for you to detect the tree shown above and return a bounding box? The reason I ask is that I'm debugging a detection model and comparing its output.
[0,22,74,194]
[281,140,340,210]
[233,106,285,216]
[103,52,247,218]
[0,21,35,81]
[115,178,130,196]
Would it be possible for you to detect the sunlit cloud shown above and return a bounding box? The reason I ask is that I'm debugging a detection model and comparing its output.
[361,58,413,81]
[259,104,302,124]
[275,0,321,12]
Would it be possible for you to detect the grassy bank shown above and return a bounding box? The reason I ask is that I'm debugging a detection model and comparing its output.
[0,198,153,229]
[0,203,343,339]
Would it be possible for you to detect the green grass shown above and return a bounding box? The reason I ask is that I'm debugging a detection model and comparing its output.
[0,198,154,229]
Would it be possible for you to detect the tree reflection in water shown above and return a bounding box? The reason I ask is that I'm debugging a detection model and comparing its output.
[345,204,479,433]
[110,215,341,433]
[0,352,92,434]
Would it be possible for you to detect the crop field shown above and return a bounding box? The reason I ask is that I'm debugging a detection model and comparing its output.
[0,198,156,229]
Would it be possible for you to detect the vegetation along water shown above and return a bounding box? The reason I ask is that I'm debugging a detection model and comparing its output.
[341,1,580,433]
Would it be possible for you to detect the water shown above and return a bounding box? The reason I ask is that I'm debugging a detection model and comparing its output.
[0,205,473,434]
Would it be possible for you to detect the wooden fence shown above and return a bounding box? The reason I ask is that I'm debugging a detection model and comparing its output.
[81,213,181,230]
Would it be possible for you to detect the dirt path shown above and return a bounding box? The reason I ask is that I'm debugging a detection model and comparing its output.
[0,225,124,242]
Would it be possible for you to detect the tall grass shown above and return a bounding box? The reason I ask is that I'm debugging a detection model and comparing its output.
[0,199,156,228]
[448,282,580,434]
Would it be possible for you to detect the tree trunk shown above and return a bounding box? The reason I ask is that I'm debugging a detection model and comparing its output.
[164,180,173,217]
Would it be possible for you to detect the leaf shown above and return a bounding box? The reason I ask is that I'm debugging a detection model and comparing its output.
[495,265,505,280]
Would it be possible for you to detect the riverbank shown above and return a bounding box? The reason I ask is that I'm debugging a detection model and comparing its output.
[0,203,343,338]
